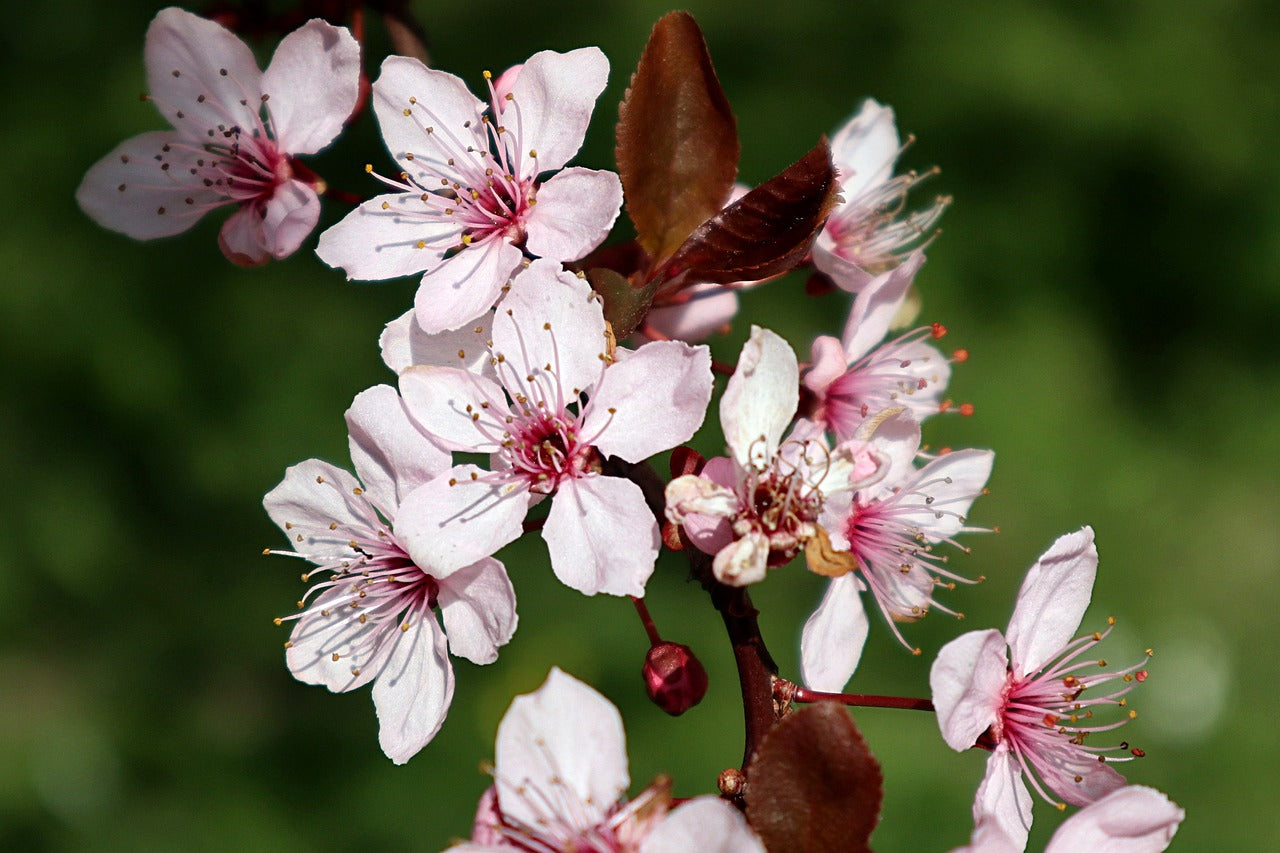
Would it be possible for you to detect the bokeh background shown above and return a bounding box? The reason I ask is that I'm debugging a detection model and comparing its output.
[4,0,1277,849]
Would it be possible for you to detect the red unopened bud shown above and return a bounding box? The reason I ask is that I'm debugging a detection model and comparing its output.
[642,642,708,716]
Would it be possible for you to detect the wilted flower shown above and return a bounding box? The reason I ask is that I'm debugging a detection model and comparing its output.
[77,8,360,265]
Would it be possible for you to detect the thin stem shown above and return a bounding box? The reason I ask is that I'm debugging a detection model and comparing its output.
[788,683,935,713]
[631,596,662,646]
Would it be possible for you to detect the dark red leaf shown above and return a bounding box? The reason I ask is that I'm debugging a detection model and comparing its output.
[744,702,882,853]
[651,138,839,289]
[616,11,739,265]
[586,268,659,340]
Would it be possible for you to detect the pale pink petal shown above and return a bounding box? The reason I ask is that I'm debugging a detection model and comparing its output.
[800,573,870,692]
[438,557,517,665]
[721,326,799,469]
[953,820,1021,853]
[509,47,609,175]
[285,584,395,692]
[414,238,524,333]
[144,8,262,140]
[1047,748,1128,808]
[345,384,450,515]
[372,56,486,184]
[258,177,320,259]
[372,611,455,764]
[892,448,994,541]
[1005,527,1098,677]
[379,309,495,376]
[583,340,712,463]
[830,99,900,198]
[524,167,623,261]
[664,468,737,557]
[930,628,1009,752]
[640,797,766,853]
[261,19,360,154]
[885,338,952,421]
[264,459,378,563]
[804,335,848,396]
[1044,786,1183,853]
[315,192,454,280]
[217,203,271,267]
[646,283,739,342]
[395,466,531,577]
[712,530,770,586]
[543,475,658,597]
[973,746,1035,852]
[812,234,879,293]
[492,64,523,105]
[863,408,923,491]
[841,251,924,359]
[77,131,223,239]
[495,668,629,832]
[399,365,508,453]
[494,258,607,396]
[467,785,503,846]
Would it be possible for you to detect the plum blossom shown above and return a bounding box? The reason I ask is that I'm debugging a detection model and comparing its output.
[396,259,713,597]
[800,410,993,691]
[77,8,360,266]
[264,385,517,764]
[665,326,886,587]
[812,99,949,291]
[930,528,1151,849]
[954,786,1183,853]
[804,252,956,441]
[450,667,765,853]
[316,49,624,333]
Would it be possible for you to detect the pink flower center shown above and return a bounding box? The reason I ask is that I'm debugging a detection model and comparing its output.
[820,326,951,440]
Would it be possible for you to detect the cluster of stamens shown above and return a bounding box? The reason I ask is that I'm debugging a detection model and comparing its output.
[735,438,832,567]
[827,151,950,273]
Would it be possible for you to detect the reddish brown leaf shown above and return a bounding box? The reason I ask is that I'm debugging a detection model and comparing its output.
[586,268,659,340]
[617,11,739,265]
[651,138,839,289]
[744,702,882,853]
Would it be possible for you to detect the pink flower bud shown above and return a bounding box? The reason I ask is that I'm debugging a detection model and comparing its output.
[642,642,709,715]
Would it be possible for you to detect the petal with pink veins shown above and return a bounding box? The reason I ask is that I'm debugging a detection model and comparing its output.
[372,56,486,185]
[800,573,870,692]
[395,466,530,577]
[930,628,1009,752]
[414,238,524,333]
[217,203,271,267]
[345,384,450,516]
[543,475,657,597]
[524,167,623,261]
[399,365,508,453]
[372,612,455,764]
[1005,527,1097,676]
[720,326,799,469]
[509,47,610,175]
[583,340,712,463]
[261,19,361,154]
[258,178,320,260]
[285,585,395,693]
[316,192,454,281]
[973,746,1035,852]
[438,557,517,665]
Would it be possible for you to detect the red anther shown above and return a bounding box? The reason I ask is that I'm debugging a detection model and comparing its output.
[939,399,953,413]
[952,348,969,362]
[661,520,685,552]
[1131,747,1147,758]
[959,402,975,417]
[1135,670,1149,683]
[642,642,709,716]
[931,322,947,339]
[917,378,928,389]
[669,445,706,478]
[937,446,953,455]
[1042,713,1060,728]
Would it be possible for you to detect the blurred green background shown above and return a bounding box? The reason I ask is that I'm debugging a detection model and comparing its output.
[4,0,1276,849]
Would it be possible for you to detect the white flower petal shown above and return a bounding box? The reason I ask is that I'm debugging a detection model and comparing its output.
[414,238,524,334]
[646,283,739,342]
[841,251,924,359]
[285,585,395,692]
[372,612,455,764]
[830,98,900,200]
[640,797,765,853]
[712,530,770,587]
[1005,527,1098,676]
[800,574,870,692]
[257,177,320,260]
[930,628,1009,752]
[972,746,1034,853]
[543,475,657,597]
[372,56,486,184]
[509,47,609,175]
[261,19,361,154]
[524,167,623,261]
[395,466,530,577]
[438,557,517,665]
[264,459,377,563]
[1044,786,1184,853]
[399,365,508,453]
[316,192,453,281]
[894,448,994,541]
[720,326,798,469]
[380,309,495,376]
[345,383,450,516]
[217,203,271,267]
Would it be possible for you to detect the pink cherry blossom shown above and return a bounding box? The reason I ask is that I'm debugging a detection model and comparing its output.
[450,667,765,852]
[805,252,956,441]
[665,326,886,587]
[800,410,993,691]
[812,99,949,291]
[930,528,1151,849]
[954,785,1183,853]
[76,8,360,266]
[395,259,713,597]
[264,385,517,764]
[316,49,623,333]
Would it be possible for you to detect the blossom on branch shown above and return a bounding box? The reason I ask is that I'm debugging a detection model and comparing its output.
[264,386,517,763]
[397,260,713,597]
[930,528,1151,849]
[450,668,765,852]
[317,49,623,333]
[812,99,949,291]
[77,8,360,266]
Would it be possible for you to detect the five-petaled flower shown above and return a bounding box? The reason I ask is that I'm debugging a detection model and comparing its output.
[812,99,949,291]
[77,7,360,266]
[930,527,1151,850]
[395,259,713,597]
[449,667,765,853]
[264,385,517,764]
[316,49,624,333]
